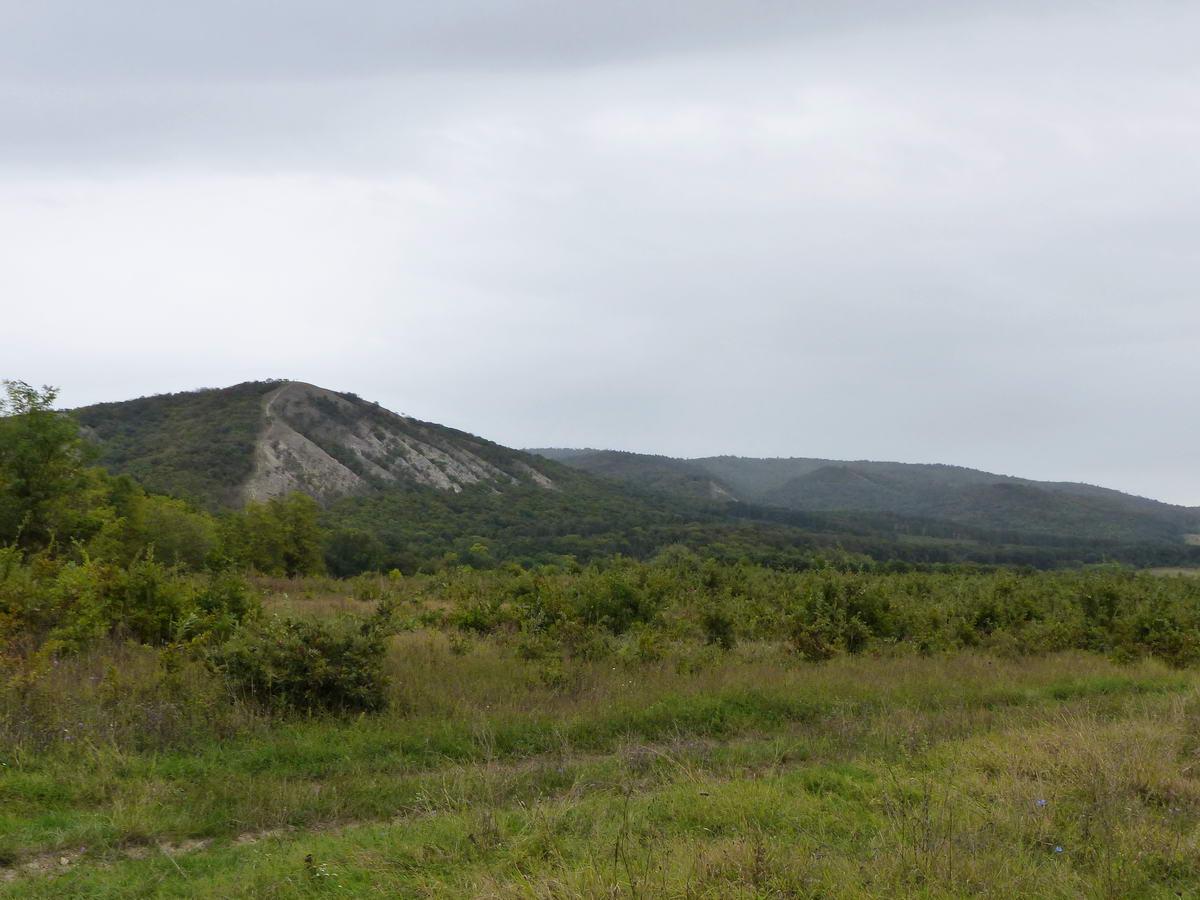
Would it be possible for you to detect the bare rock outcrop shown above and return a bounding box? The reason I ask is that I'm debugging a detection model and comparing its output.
[242,382,553,504]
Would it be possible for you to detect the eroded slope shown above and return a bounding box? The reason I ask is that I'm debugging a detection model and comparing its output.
[245,382,554,504]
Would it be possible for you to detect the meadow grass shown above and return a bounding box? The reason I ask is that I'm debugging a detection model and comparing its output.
[4,633,1200,897]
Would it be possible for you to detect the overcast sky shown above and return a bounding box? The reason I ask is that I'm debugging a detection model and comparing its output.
[3,1,1199,504]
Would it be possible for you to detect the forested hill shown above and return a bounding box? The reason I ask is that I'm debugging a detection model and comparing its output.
[530,449,1200,546]
[73,381,560,510]
[61,381,1200,571]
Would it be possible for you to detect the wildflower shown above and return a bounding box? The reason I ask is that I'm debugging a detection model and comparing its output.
[1054,846,1064,853]
[1036,799,1046,807]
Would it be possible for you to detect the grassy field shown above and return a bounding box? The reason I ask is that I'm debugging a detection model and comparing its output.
[1148,567,1200,578]
[5,622,1200,897]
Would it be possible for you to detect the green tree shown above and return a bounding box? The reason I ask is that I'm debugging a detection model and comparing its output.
[0,380,90,550]
[84,480,218,569]
[324,527,385,577]
[222,493,326,576]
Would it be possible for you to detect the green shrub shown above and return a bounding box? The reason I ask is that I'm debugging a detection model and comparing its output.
[1,552,259,653]
[117,557,194,645]
[553,620,613,660]
[1129,613,1200,668]
[448,592,509,634]
[208,614,391,713]
[790,620,840,662]
[570,570,659,634]
[701,606,736,650]
[185,572,259,642]
[514,628,558,661]
[632,626,666,663]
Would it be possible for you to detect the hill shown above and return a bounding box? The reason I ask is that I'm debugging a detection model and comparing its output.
[528,449,736,502]
[74,381,558,509]
[531,449,1200,546]
[65,382,1200,572]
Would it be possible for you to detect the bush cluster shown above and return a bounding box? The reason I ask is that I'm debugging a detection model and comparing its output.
[404,550,1200,668]
[0,547,254,651]
[208,609,394,713]
[1,546,400,736]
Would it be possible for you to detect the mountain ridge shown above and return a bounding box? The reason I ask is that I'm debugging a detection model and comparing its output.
[64,381,1200,569]
[529,447,1200,545]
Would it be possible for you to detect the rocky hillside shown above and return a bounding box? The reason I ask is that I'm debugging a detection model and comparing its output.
[245,382,554,504]
[74,381,556,508]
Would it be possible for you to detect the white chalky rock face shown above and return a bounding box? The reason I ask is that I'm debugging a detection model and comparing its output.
[241,382,553,505]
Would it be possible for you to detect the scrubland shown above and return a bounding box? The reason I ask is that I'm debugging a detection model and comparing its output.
[6,561,1200,897]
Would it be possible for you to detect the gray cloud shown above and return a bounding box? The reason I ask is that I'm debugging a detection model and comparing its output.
[2,0,1199,503]
[2,1,1090,83]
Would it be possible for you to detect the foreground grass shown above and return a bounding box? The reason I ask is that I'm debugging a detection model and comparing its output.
[4,638,1200,897]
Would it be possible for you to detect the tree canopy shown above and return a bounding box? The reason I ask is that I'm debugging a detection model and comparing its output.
[0,380,90,550]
